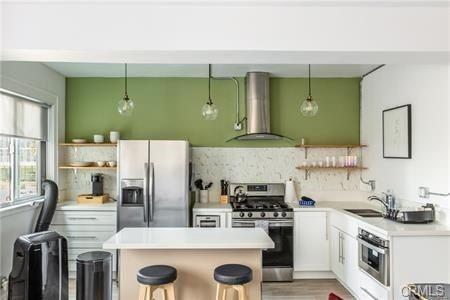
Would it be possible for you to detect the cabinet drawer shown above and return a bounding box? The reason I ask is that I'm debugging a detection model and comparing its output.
[53,211,116,225]
[51,224,116,233]
[358,270,389,300]
[56,230,115,248]
[329,211,359,238]
[68,248,116,272]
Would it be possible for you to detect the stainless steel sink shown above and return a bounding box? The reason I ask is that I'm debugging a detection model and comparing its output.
[344,209,383,218]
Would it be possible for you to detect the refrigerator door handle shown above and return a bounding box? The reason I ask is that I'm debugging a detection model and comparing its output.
[149,162,155,221]
[143,162,149,223]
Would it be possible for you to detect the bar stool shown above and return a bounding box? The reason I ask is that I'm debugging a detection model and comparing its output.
[214,264,253,300]
[137,265,177,300]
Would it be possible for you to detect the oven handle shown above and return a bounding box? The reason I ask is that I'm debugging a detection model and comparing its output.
[357,236,389,254]
[269,221,293,227]
[232,220,293,227]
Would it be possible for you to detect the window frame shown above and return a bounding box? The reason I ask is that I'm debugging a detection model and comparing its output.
[0,137,46,208]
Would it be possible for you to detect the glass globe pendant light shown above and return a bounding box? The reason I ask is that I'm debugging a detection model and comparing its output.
[117,63,135,117]
[201,64,219,121]
[300,64,319,117]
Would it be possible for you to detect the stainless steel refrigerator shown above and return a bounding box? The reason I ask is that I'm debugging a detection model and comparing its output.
[117,140,190,230]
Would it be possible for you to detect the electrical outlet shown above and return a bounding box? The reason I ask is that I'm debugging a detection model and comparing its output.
[233,123,242,131]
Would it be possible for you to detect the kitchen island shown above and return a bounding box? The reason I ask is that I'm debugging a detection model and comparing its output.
[103,227,274,300]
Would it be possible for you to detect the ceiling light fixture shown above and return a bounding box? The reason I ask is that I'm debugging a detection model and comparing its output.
[117,63,135,117]
[300,64,319,117]
[201,64,218,121]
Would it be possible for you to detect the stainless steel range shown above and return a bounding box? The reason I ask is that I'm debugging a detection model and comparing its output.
[229,183,293,282]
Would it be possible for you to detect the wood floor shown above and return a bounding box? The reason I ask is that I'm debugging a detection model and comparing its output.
[2,278,353,299]
[67,279,354,300]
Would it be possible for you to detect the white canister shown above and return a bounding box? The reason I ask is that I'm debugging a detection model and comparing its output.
[93,134,104,143]
[199,190,209,204]
[110,131,120,143]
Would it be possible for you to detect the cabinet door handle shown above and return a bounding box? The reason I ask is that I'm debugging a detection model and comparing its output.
[361,287,378,300]
[341,233,345,263]
[66,236,97,239]
[67,217,97,220]
[338,232,342,263]
[325,215,328,240]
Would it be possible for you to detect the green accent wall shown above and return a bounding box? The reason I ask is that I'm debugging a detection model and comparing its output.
[66,77,360,147]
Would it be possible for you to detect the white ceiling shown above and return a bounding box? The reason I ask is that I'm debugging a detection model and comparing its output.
[44,63,379,78]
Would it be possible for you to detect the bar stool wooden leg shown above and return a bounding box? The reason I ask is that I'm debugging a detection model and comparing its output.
[233,285,247,300]
[138,284,148,300]
[164,283,176,300]
[216,283,227,300]
[146,286,154,300]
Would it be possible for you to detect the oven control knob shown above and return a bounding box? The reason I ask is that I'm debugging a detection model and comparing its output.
[281,212,287,217]
[260,212,265,217]
[239,212,245,218]
[273,212,279,217]
[248,212,253,217]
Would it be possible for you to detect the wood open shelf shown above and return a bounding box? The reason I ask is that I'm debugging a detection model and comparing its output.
[59,166,117,170]
[296,166,367,170]
[296,166,367,180]
[295,144,367,148]
[59,143,117,147]
[296,144,367,159]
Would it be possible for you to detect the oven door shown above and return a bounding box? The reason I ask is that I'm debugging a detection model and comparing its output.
[232,219,293,281]
[357,236,390,286]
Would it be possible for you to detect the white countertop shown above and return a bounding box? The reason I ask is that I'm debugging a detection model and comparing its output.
[57,200,117,211]
[103,227,274,250]
[290,201,450,237]
[193,202,232,212]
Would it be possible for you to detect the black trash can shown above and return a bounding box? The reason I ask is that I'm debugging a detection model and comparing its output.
[76,251,112,300]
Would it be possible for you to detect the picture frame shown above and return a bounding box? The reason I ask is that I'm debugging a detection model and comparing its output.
[382,104,412,159]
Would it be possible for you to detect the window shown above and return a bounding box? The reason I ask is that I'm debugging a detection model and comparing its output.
[0,137,45,205]
[0,90,49,206]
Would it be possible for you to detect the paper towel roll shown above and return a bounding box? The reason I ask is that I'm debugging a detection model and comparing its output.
[285,178,298,203]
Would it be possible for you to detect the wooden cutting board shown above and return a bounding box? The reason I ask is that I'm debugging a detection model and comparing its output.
[77,194,109,204]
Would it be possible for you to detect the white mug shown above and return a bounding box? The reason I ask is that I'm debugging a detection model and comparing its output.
[93,134,104,143]
[110,131,120,143]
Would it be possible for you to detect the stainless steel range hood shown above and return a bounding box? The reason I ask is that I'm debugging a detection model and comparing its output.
[228,72,293,141]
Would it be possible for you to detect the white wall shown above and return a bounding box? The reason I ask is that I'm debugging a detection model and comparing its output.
[0,61,65,279]
[361,64,449,224]
[2,1,448,64]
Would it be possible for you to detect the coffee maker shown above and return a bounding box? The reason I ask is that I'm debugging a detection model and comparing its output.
[91,173,104,196]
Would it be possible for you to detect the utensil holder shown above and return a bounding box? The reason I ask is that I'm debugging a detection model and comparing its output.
[199,190,209,204]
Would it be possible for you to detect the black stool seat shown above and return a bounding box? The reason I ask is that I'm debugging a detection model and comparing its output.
[214,264,253,285]
[137,265,177,286]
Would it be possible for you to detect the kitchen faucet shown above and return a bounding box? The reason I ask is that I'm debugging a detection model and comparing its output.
[368,191,396,210]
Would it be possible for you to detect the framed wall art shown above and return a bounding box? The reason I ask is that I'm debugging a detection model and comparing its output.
[382,104,411,159]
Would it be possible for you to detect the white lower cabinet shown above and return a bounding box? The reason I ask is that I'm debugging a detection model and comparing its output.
[330,226,344,279]
[330,226,360,297]
[50,207,117,278]
[294,211,330,271]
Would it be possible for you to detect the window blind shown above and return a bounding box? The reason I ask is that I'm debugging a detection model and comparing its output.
[0,91,49,141]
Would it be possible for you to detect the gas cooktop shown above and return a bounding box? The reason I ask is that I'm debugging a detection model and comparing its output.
[232,199,292,212]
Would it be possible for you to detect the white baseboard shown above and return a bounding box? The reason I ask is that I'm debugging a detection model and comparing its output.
[293,271,336,279]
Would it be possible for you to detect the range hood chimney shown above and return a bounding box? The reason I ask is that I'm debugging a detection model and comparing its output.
[228,72,292,141]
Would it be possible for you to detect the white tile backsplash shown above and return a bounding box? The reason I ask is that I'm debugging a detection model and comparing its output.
[192,147,363,203]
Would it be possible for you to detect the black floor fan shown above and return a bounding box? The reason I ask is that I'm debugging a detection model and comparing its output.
[8,180,68,300]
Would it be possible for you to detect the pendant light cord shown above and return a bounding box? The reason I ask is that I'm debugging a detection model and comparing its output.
[124,63,129,99]
[308,64,311,97]
[208,64,212,103]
